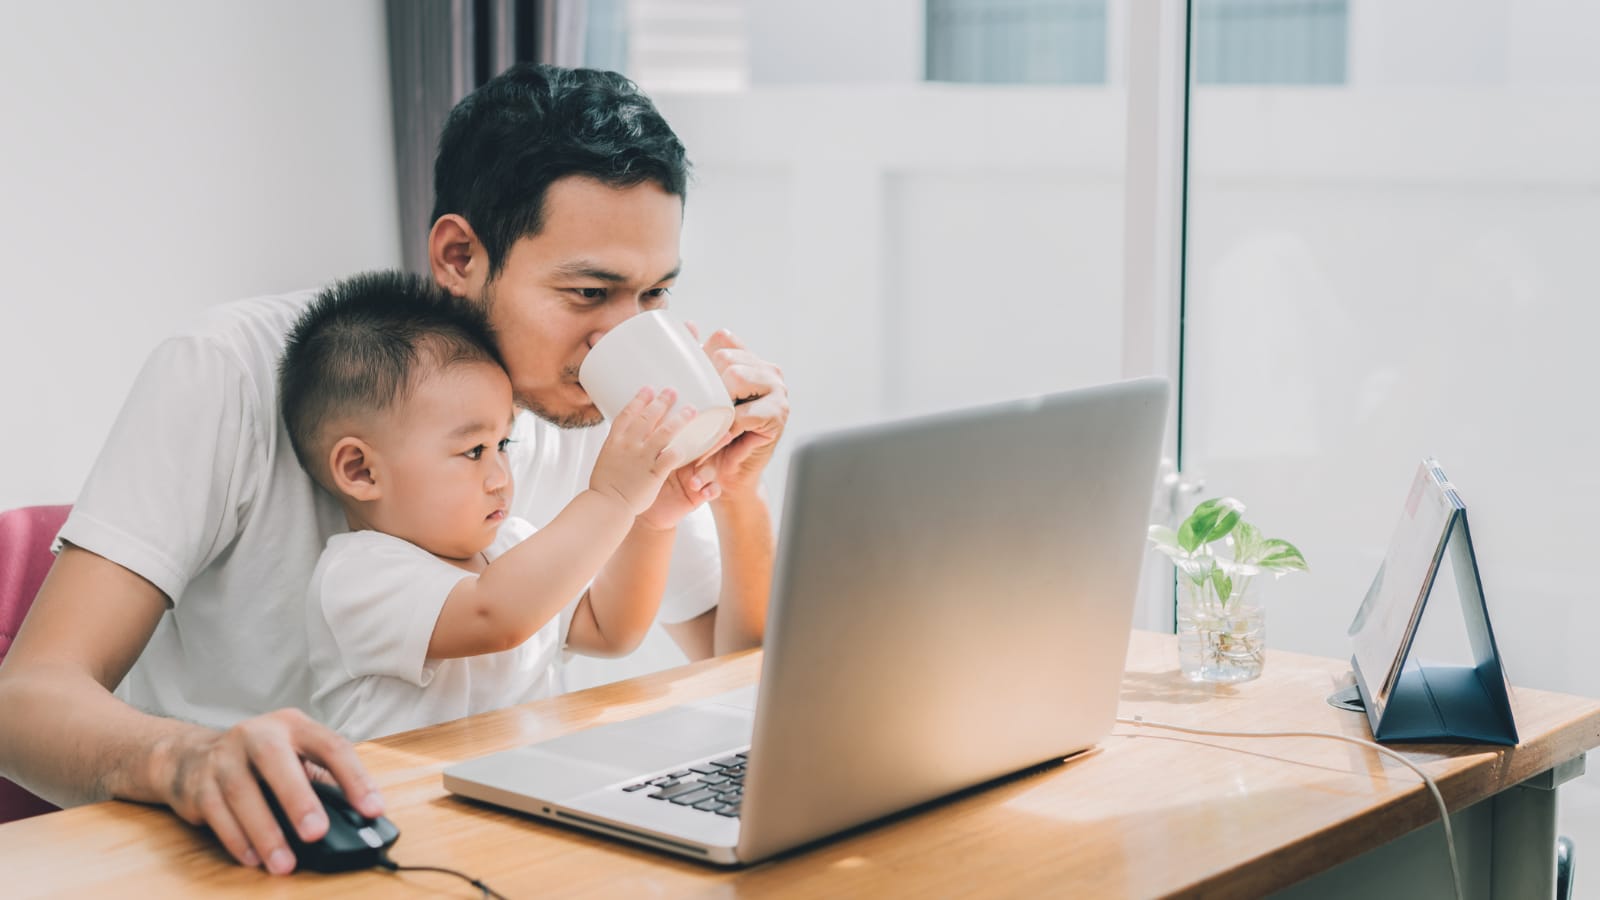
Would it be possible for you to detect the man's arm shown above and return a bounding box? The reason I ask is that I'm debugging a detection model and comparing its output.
[0,546,382,875]
[664,328,787,660]
[567,520,678,657]
[664,485,773,659]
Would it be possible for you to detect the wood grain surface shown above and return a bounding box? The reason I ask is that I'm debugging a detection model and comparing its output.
[3,632,1596,898]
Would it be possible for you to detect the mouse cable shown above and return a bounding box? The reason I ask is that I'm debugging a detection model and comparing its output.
[377,851,510,900]
[1113,715,1463,900]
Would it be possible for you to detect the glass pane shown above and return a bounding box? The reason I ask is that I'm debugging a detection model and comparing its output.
[1183,0,1600,851]
[568,0,1135,684]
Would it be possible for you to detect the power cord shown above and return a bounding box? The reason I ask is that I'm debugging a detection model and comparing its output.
[378,851,510,899]
[1114,715,1463,900]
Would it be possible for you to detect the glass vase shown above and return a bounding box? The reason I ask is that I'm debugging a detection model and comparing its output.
[1177,571,1266,683]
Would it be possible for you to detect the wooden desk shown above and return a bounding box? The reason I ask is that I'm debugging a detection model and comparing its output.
[4,631,1598,898]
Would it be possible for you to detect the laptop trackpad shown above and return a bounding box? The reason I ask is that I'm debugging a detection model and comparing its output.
[505,697,755,801]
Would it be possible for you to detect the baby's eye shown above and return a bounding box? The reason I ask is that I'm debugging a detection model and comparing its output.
[497,437,516,453]
[464,444,486,461]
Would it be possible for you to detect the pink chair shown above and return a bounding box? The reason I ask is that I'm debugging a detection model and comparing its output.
[0,504,71,823]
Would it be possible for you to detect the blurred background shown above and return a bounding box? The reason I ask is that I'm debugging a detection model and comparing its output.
[3,0,1598,878]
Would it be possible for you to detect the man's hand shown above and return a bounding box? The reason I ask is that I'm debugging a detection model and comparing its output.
[162,709,383,875]
[0,545,388,877]
[656,327,785,661]
[683,328,790,499]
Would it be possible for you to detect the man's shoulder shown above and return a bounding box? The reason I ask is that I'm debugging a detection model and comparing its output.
[140,288,321,405]
[171,288,320,358]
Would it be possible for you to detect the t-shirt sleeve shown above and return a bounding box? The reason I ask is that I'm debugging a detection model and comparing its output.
[659,504,722,624]
[315,538,474,686]
[56,336,263,605]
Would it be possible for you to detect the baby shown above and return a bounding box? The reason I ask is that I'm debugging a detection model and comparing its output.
[279,270,715,740]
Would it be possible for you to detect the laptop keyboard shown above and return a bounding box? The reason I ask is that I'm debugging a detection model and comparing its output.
[619,748,750,818]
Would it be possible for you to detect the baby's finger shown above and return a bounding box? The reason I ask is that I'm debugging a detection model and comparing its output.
[648,404,698,458]
[612,386,657,426]
[639,386,679,431]
[614,387,668,440]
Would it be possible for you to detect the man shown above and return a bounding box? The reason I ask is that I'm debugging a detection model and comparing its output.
[0,64,786,876]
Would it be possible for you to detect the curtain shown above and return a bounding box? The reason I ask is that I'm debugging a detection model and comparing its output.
[385,0,589,275]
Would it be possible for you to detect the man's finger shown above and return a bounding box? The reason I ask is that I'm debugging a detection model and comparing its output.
[198,786,260,869]
[288,713,386,819]
[250,732,329,845]
[702,328,745,354]
[218,759,297,875]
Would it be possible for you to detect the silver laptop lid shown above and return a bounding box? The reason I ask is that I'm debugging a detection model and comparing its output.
[736,377,1168,861]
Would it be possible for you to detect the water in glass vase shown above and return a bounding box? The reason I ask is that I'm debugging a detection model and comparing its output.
[1177,586,1265,683]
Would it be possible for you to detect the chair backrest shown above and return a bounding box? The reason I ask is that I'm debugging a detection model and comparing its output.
[0,504,71,823]
[0,505,72,663]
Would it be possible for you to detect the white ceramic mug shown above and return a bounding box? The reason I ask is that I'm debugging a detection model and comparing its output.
[578,310,735,461]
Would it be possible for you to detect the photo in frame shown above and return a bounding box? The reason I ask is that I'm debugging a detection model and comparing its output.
[1343,458,1517,745]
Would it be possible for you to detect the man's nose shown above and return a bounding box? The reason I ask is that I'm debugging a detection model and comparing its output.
[585,301,646,349]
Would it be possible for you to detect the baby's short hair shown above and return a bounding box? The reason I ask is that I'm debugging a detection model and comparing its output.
[278,270,504,485]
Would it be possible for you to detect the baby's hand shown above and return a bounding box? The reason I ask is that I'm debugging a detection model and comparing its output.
[590,387,696,516]
[637,463,722,532]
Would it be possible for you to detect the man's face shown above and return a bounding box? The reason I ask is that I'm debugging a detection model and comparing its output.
[481,176,684,427]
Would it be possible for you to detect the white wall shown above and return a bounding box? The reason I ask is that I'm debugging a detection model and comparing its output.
[747,0,924,85]
[654,86,1130,517]
[1349,0,1600,86]
[0,0,401,511]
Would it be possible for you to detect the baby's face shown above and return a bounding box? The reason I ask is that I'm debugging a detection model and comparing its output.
[367,359,517,561]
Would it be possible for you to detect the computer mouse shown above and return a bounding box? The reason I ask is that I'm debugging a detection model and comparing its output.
[261,779,401,873]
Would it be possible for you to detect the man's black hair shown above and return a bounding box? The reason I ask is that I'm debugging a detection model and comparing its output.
[278,270,505,483]
[431,63,691,279]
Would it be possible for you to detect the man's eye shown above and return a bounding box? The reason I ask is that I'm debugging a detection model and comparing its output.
[575,288,607,300]
[643,288,672,306]
[464,444,486,460]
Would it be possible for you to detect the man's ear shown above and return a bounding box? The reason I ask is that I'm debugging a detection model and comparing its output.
[429,213,488,299]
[328,437,382,502]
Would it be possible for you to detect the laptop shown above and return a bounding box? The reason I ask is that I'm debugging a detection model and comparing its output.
[443,376,1169,865]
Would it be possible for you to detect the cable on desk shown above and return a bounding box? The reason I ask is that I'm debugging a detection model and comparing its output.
[1114,714,1463,900]
[378,851,510,899]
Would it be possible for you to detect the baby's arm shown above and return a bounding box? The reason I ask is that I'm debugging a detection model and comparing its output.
[426,388,694,659]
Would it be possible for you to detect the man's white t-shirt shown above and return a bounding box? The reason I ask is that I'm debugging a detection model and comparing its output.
[57,290,721,731]
[307,517,570,742]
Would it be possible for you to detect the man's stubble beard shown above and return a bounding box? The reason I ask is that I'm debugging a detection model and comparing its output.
[514,371,605,431]
[477,284,605,431]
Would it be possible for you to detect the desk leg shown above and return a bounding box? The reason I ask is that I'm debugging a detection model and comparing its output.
[1492,755,1584,900]
[1491,782,1556,899]
[1270,756,1585,900]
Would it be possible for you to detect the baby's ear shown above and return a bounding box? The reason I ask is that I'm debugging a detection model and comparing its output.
[328,437,381,502]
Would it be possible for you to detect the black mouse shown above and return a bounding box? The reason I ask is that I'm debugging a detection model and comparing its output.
[261,779,401,873]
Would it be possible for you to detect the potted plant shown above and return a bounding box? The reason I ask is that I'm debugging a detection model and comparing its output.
[1148,497,1309,682]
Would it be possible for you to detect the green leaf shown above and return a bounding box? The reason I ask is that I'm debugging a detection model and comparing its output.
[1256,539,1309,572]
[1231,521,1263,563]
[1178,497,1245,552]
[1148,525,1183,556]
[1211,566,1233,605]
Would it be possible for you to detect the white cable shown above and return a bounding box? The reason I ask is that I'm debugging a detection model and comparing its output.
[1114,715,1463,900]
